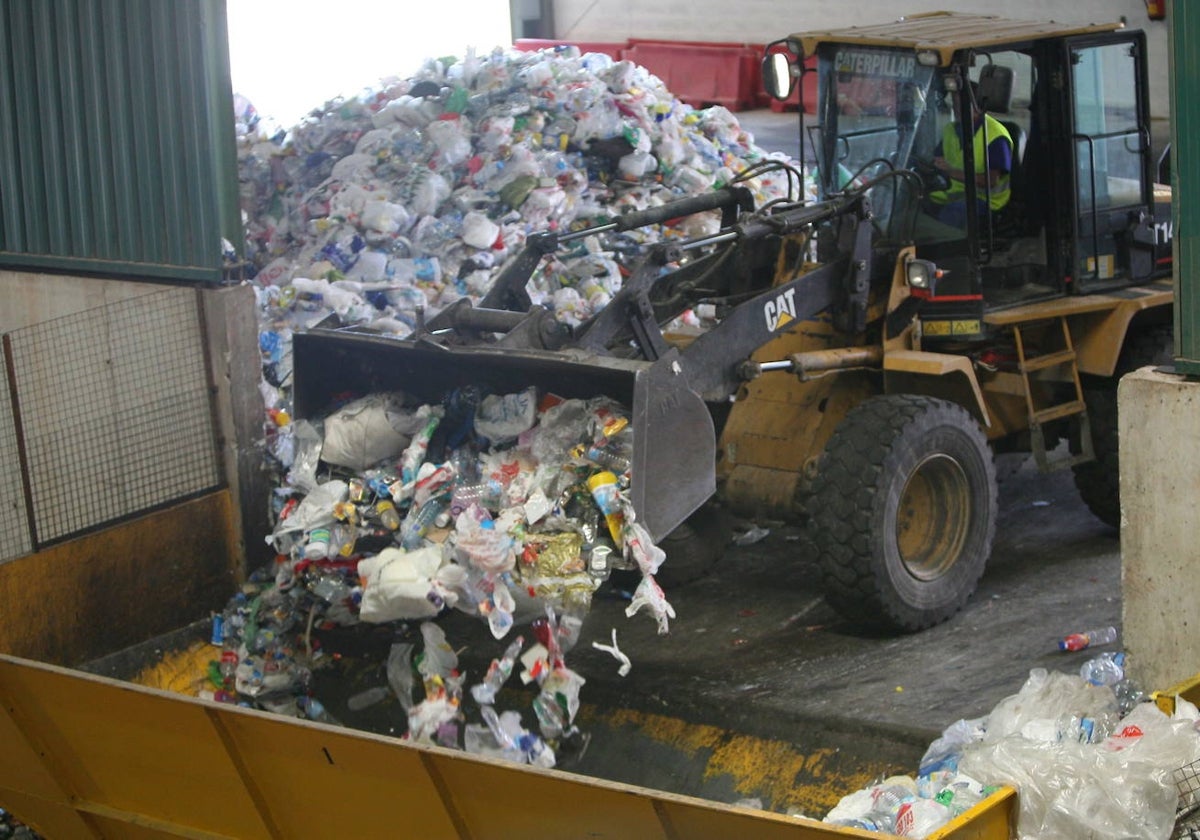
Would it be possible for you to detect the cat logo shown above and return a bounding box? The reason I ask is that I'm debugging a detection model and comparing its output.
[764,288,798,332]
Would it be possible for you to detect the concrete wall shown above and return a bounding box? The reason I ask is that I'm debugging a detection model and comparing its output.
[550,0,1171,118]
[1119,368,1200,692]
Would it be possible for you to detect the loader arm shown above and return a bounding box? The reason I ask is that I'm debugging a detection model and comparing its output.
[575,192,873,372]
[480,186,754,312]
[291,192,876,542]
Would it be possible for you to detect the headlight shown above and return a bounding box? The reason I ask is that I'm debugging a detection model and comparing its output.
[917,50,941,67]
[906,258,941,290]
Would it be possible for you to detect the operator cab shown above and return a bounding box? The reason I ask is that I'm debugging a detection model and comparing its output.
[762,12,1172,339]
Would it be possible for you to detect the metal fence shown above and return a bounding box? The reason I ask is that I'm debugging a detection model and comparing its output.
[0,287,222,561]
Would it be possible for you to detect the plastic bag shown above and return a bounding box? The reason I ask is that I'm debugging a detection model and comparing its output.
[454,512,516,575]
[285,419,323,492]
[270,480,347,541]
[919,717,988,781]
[475,388,538,444]
[624,574,675,634]
[985,667,1118,741]
[357,546,457,622]
[460,210,500,250]
[955,674,1197,840]
[321,393,420,470]
[386,642,416,712]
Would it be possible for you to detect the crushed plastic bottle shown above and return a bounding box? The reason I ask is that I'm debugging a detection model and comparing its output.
[866,779,918,833]
[733,525,770,546]
[450,479,503,516]
[298,696,341,726]
[346,685,392,712]
[470,635,524,705]
[1114,677,1146,714]
[586,470,625,545]
[1079,651,1126,686]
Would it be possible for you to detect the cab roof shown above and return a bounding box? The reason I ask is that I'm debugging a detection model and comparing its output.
[790,11,1124,66]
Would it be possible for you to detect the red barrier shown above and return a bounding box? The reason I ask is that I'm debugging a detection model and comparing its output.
[620,39,761,111]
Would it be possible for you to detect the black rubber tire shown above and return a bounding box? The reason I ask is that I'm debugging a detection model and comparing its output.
[1072,324,1174,528]
[810,395,998,632]
[655,502,731,587]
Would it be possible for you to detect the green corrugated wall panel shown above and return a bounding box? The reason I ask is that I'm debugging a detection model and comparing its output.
[0,0,241,283]
[1171,5,1200,374]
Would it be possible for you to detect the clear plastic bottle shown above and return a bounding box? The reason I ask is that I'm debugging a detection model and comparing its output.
[1059,625,1118,652]
[298,696,341,726]
[893,799,954,836]
[387,642,416,713]
[471,635,524,705]
[866,780,918,833]
[450,480,502,516]
[1080,651,1126,686]
[217,644,239,680]
[827,817,878,830]
[583,442,631,473]
[309,575,350,605]
[401,496,448,550]
[346,685,391,712]
[375,499,401,531]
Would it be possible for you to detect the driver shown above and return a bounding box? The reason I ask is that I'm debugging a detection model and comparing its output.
[926,82,1013,226]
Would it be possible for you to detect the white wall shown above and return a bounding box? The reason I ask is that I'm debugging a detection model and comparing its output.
[227,0,513,128]
[551,0,1171,117]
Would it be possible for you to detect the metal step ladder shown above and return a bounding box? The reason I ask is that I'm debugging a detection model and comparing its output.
[1012,316,1095,471]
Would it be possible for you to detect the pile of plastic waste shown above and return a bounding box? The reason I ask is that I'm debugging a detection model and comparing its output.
[207,44,799,766]
[817,651,1200,839]
[0,806,35,840]
[238,44,795,339]
[205,386,663,766]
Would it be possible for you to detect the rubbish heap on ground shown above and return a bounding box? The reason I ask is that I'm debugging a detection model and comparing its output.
[810,647,1200,839]
[208,45,797,768]
[238,44,796,340]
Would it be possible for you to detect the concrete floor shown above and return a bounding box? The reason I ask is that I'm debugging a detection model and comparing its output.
[567,453,1121,737]
[379,451,1124,810]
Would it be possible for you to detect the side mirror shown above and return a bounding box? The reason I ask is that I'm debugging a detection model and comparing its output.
[762,52,794,101]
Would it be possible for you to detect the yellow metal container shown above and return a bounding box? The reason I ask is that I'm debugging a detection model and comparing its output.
[0,652,1017,839]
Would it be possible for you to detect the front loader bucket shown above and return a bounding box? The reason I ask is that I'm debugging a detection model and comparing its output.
[292,329,716,541]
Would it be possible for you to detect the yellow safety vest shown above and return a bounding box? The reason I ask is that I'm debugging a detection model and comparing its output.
[929,114,1012,211]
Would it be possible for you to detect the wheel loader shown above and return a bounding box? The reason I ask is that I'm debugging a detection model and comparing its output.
[292,12,1173,633]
